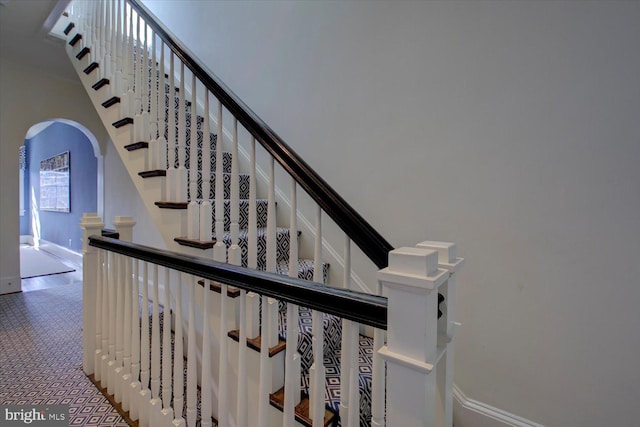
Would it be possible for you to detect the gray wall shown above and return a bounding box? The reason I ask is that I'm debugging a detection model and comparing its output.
[142,1,640,425]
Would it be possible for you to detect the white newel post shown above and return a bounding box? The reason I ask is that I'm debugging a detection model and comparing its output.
[80,213,105,376]
[416,241,464,427]
[113,216,136,242]
[377,246,449,427]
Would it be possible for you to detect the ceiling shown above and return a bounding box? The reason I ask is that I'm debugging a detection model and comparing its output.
[0,0,78,82]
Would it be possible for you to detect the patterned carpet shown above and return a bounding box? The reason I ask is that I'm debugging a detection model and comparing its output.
[0,282,128,426]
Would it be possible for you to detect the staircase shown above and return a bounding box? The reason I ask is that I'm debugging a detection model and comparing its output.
[67,1,463,427]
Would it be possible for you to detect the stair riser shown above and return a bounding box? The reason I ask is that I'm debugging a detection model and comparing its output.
[208,199,269,231]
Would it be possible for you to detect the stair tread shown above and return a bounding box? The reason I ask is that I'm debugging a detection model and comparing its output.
[227,330,286,357]
[269,387,336,427]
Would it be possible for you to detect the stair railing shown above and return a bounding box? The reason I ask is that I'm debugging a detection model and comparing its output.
[69,0,463,425]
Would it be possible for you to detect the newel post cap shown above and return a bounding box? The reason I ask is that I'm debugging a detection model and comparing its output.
[79,213,104,253]
[377,247,448,291]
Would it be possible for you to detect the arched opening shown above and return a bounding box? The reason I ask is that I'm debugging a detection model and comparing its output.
[20,119,103,254]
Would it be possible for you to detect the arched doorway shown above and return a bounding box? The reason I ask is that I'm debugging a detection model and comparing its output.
[21,119,103,253]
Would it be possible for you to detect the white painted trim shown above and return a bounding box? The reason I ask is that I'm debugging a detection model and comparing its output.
[20,235,33,245]
[0,276,21,295]
[453,384,545,427]
[38,239,83,267]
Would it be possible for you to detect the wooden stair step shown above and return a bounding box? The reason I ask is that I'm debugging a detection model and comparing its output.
[138,169,165,178]
[102,96,120,109]
[269,387,337,427]
[76,46,90,60]
[92,78,109,91]
[63,22,74,35]
[83,62,99,74]
[124,141,148,151]
[155,201,187,209]
[197,279,241,298]
[69,33,82,46]
[227,330,286,358]
[112,117,133,128]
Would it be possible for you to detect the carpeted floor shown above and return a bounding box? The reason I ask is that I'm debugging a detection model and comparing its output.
[20,245,75,279]
[0,281,128,426]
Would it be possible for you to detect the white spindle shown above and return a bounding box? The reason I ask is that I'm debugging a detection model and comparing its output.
[187,73,199,239]
[166,51,178,201]
[148,31,158,170]
[284,178,301,426]
[199,90,212,242]
[257,295,271,427]
[283,303,301,427]
[213,100,225,261]
[161,268,174,421]
[94,250,103,382]
[114,254,125,402]
[99,249,110,383]
[370,324,385,427]
[156,41,167,171]
[340,237,352,424]
[310,207,325,427]
[218,282,229,426]
[114,0,122,96]
[129,258,141,422]
[177,62,188,201]
[228,118,240,265]
[236,287,248,427]
[103,0,112,84]
[134,14,142,115]
[201,279,212,427]
[186,275,197,427]
[139,261,152,427]
[346,321,360,427]
[107,251,116,392]
[139,22,150,146]
[149,264,162,414]
[266,157,276,274]
[121,256,132,411]
[246,137,259,338]
[173,273,186,427]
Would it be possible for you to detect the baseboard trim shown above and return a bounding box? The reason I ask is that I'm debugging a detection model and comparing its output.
[38,239,83,267]
[453,385,545,427]
[0,276,22,295]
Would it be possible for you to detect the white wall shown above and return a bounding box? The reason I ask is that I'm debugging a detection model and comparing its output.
[103,140,165,248]
[0,59,109,293]
[142,1,640,425]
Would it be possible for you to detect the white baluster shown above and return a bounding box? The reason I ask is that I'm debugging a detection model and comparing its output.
[148,31,158,170]
[228,118,240,265]
[156,41,168,172]
[310,207,325,427]
[266,158,279,348]
[149,264,162,420]
[139,261,152,427]
[134,14,142,115]
[283,303,301,427]
[340,236,353,425]
[201,279,212,427]
[129,259,141,422]
[213,100,226,261]
[177,62,188,202]
[284,178,301,426]
[114,254,125,402]
[199,90,212,242]
[186,275,197,427]
[161,267,175,423]
[166,51,177,202]
[218,281,229,427]
[121,256,133,411]
[106,251,116,391]
[113,0,122,96]
[346,321,360,427]
[246,137,259,337]
[172,273,186,427]
[99,249,110,383]
[103,0,111,83]
[187,73,199,239]
[139,22,150,147]
[94,249,104,382]
[257,295,271,427]
[236,287,248,427]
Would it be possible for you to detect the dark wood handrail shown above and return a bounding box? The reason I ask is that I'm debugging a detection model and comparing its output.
[127,0,394,269]
[89,236,388,330]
